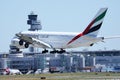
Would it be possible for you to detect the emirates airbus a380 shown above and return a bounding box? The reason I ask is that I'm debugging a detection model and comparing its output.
[10,8,108,53]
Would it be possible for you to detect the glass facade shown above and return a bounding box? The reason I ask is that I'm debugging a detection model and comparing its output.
[0,50,120,73]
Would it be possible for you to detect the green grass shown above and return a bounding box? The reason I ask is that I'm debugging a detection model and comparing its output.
[0,72,120,80]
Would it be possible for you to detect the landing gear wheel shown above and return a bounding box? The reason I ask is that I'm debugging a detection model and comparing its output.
[16,48,20,52]
[50,51,56,54]
[42,49,48,53]
[24,42,29,48]
[50,50,59,54]
[19,40,24,45]
[58,49,66,54]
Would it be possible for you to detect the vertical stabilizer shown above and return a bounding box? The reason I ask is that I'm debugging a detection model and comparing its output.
[67,8,108,45]
[82,8,108,37]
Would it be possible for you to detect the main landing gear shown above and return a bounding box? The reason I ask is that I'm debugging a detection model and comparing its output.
[42,49,66,54]
[42,49,48,53]
[19,40,30,48]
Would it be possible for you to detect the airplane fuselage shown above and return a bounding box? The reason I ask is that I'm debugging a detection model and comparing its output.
[13,31,103,49]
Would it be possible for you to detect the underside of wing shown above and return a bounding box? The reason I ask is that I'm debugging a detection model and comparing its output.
[31,38,52,48]
[16,33,52,49]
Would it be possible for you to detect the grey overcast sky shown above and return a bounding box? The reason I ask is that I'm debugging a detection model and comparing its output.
[0,0,120,52]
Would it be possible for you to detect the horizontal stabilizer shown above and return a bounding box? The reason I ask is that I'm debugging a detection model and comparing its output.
[104,36,120,39]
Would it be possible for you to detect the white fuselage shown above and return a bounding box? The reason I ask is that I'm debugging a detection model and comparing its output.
[11,31,103,49]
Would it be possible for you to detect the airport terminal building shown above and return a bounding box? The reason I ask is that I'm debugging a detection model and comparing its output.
[0,12,119,74]
[0,50,120,74]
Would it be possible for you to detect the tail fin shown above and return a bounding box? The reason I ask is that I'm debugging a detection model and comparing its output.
[67,8,108,45]
[82,8,108,37]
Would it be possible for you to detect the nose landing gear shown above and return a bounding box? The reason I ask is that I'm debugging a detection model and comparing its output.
[19,40,30,48]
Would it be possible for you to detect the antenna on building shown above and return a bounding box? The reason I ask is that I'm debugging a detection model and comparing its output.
[27,11,42,31]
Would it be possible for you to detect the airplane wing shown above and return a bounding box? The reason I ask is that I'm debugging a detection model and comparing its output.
[31,37,52,48]
[16,33,52,48]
